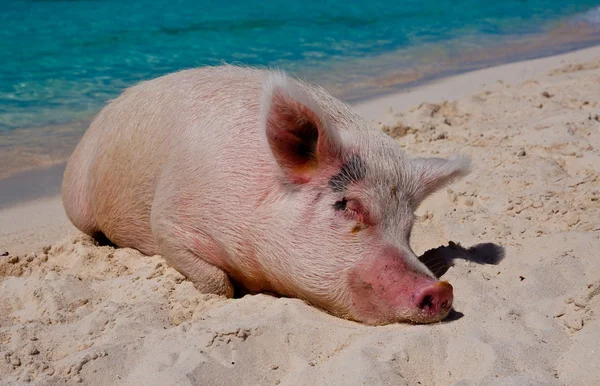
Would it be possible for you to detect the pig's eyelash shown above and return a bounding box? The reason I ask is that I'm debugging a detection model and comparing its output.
[333,197,362,220]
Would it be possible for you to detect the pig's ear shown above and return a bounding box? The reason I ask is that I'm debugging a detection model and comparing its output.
[410,156,471,205]
[261,72,341,183]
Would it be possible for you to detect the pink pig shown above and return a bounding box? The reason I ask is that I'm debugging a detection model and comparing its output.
[62,66,469,324]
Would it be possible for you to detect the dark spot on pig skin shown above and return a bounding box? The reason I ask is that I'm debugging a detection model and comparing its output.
[333,198,348,211]
[351,225,362,234]
[329,155,366,192]
[360,281,373,291]
[313,192,323,204]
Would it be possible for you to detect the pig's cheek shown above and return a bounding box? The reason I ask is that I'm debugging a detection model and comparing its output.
[346,270,386,318]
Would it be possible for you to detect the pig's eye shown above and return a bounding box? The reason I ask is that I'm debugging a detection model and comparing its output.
[333,197,365,221]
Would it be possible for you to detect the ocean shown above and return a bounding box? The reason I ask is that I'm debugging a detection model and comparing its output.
[1,0,600,176]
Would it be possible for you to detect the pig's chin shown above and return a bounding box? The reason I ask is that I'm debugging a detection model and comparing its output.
[345,292,453,325]
[345,289,452,325]
[402,305,452,324]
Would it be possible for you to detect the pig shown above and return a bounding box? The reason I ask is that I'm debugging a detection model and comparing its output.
[62,65,470,325]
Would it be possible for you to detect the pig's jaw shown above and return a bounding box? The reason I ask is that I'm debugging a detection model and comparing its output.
[345,249,454,325]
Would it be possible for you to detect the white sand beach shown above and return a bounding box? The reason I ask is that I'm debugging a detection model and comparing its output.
[1,46,600,385]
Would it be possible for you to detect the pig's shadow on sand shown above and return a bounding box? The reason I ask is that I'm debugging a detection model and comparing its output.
[418,241,505,323]
[418,241,505,279]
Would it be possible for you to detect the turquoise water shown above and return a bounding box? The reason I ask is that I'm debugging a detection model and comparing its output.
[1,0,600,132]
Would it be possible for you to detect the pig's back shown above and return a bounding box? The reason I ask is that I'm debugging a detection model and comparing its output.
[73,67,265,254]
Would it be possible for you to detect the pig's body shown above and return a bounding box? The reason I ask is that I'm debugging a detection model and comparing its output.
[63,66,469,324]
[64,68,276,296]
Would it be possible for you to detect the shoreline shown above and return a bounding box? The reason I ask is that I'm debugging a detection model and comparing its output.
[353,44,600,120]
[340,24,600,105]
[2,44,600,209]
[2,42,600,179]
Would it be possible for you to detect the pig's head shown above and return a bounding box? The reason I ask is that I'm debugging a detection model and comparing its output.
[258,72,470,325]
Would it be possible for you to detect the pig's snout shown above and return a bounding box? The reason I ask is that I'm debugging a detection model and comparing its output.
[411,281,453,323]
[347,249,455,325]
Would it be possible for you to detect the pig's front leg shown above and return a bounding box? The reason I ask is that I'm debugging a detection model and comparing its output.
[167,247,234,298]
[152,222,234,298]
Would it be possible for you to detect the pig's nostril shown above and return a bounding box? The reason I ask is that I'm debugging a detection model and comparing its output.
[419,294,434,310]
[413,281,454,317]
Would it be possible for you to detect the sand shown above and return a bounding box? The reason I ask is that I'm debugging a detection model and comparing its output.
[1,46,600,385]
